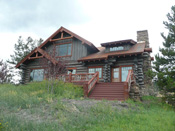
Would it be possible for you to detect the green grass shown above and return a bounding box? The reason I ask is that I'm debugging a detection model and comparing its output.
[0,82,175,131]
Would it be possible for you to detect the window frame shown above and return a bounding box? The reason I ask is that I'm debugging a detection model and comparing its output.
[88,66,103,79]
[55,41,73,58]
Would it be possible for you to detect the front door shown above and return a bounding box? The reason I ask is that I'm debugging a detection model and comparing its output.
[112,67,120,82]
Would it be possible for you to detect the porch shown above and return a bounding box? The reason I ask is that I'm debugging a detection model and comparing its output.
[58,70,135,101]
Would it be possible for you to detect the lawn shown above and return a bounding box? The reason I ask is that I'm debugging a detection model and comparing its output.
[0,81,175,131]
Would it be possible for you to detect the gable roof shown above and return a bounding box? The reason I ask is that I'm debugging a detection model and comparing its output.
[78,42,146,61]
[16,26,99,68]
[101,39,136,47]
[16,48,57,68]
[39,26,99,52]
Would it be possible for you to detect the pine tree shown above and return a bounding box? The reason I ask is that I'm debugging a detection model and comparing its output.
[7,36,43,84]
[0,59,10,84]
[7,36,43,65]
[154,6,175,106]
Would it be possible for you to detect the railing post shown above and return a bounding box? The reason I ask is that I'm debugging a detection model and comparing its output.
[124,82,129,100]
[69,73,72,82]
[97,72,99,82]
[83,84,88,97]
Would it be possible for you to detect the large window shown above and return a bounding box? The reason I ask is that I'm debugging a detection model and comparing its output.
[30,69,44,81]
[56,43,72,57]
[88,67,102,78]
[110,46,124,51]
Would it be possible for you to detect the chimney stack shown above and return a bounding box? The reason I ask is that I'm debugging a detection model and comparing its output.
[137,30,149,48]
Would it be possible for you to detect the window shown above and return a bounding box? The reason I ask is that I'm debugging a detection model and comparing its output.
[56,43,72,57]
[121,66,132,82]
[110,46,124,51]
[30,69,44,81]
[88,67,102,78]
[67,69,76,74]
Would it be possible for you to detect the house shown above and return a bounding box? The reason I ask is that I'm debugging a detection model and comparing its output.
[16,26,153,100]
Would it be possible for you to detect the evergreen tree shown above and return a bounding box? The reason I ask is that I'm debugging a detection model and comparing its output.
[7,36,43,65]
[7,36,43,84]
[0,59,10,84]
[154,6,175,106]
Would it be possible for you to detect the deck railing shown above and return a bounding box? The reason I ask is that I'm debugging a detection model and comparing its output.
[57,73,95,83]
[83,72,99,97]
[124,70,135,99]
[57,72,99,97]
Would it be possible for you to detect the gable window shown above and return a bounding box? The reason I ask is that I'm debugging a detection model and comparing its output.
[30,69,44,81]
[88,67,102,78]
[110,46,124,51]
[56,43,72,57]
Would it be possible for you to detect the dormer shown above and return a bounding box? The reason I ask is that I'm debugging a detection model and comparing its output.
[101,39,136,53]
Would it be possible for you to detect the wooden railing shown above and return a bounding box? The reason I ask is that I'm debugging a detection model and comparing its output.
[83,72,99,97]
[57,73,95,83]
[57,72,99,97]
[124,70,135,99]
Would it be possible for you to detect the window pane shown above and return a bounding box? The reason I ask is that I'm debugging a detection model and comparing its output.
[59,44,67,56]
[88,68,102,78]
[88,68,95,73]
[95,68,102,78]
[121,67,132,81]
[56,43,72,56]
[67,44,72,55]
[30,69,44,81]
[67,69,76,74]
[110,46,124,51]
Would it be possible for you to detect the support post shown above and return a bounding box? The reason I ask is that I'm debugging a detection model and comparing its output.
[97,72,99,82]
[124,82,129,100]
[83,84,88,97]
[69,73,72,82]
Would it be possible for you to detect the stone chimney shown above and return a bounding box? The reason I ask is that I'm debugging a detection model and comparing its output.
[137,30,149,48]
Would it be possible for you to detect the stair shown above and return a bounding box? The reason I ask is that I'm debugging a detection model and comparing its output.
[88,82,125,101]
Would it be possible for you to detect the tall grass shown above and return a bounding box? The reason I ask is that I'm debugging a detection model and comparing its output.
[0,82,175,131]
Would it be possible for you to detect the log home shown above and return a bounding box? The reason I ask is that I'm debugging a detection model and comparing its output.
[16,26,153,100]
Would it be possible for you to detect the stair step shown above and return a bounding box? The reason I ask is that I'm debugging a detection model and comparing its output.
[88,82,126,101]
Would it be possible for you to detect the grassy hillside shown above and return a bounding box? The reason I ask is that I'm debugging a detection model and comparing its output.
[0,82,175,131]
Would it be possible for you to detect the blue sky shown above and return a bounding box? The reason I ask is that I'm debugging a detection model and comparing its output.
[0,0,174,60]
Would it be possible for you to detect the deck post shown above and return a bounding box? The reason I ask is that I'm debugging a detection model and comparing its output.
[124,82,129,100]
[97,72,99,82]
[69,73,72,82]
[83,84,88,97]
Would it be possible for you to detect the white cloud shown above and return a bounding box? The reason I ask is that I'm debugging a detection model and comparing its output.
[0,0,174,61]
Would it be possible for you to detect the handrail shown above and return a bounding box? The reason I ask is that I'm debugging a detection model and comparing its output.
[126,69,135,92]
[83,72,99,97]
[124,69,135,99]
[87,72,99,93]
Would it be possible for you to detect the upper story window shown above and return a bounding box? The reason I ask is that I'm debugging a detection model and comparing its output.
[56,43,72,57]
[110,46,124,51]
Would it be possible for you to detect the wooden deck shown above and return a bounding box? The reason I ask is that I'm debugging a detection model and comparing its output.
[58,70,135,101]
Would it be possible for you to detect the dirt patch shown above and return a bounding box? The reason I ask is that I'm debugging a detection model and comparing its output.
[61,99,131,111]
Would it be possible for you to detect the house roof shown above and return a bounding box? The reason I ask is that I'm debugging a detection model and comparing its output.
[78,42,147,62]
[101,39,136,47]
[16,48,57,68]
[16,26,99,68]
[39,26,99,52]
